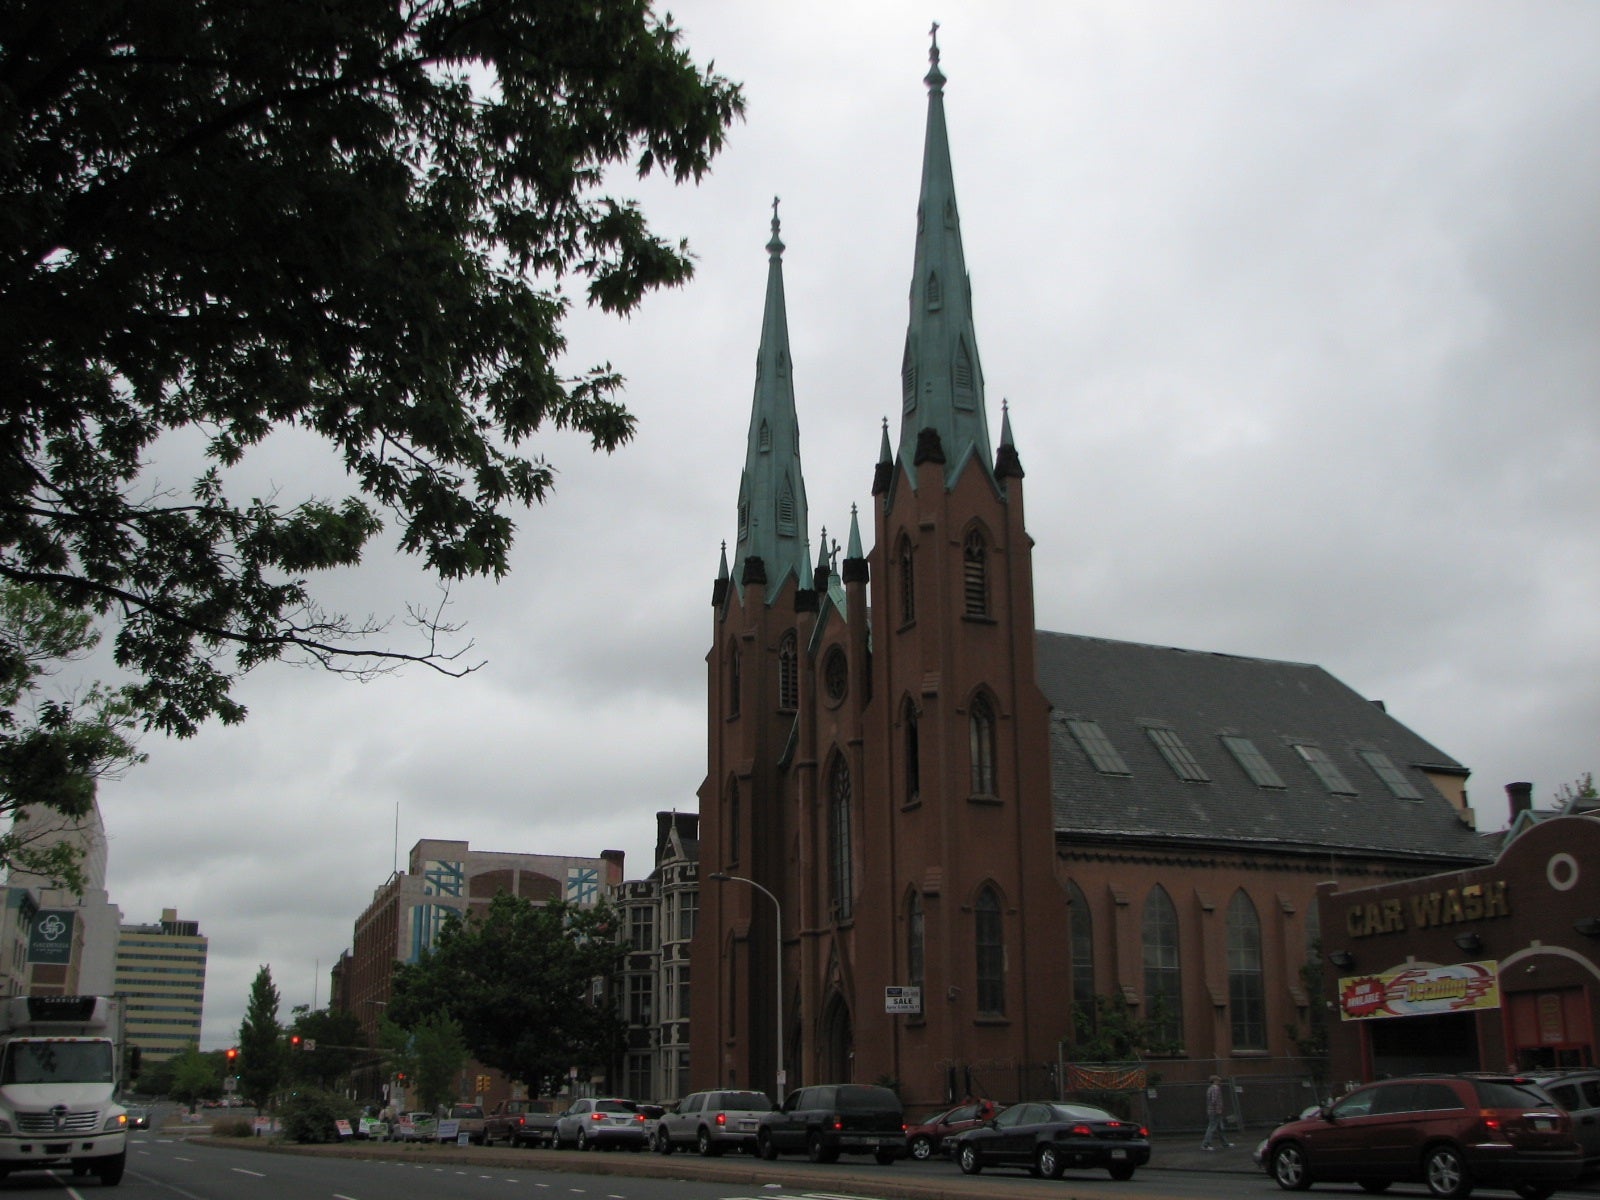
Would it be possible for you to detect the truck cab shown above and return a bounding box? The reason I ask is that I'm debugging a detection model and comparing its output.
[0,996,133,1186]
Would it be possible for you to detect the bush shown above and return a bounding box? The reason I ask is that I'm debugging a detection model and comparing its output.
[278,1089,358,1144]
[212,1116,254,1138]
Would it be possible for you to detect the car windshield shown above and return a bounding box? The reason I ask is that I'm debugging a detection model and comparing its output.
[451,1105,482,1118]
[595,1100,637,1113]
[0,1040,114,1084]
[836,1085,898,1110]
[1047,1103,1114,1121]
[1476,1080,1555,1108]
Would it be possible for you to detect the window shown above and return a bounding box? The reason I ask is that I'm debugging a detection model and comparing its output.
[729,645,741,716]
[975,886,1005,1015]
[1068,881,1094,1007]
[777,631,797,710]
[1142,886,1183,1048]
[829,756,854,922]
[777,477,797,536]
[628,975,654,1025]
[907,892,924,989]
[901,337,917,414]
[903,699,920,805]
[898,536,915,623]
[962,529,988,616]
[1067,718,1131,776]
[969,695,997,796]
[759,420,771,452]
[1147,726,1210,782]
[627,1053,652,1101]
[926,270,943,310]
[1221,734,1285,789]
[1293,743,1358,795]
[728,783,740,867]
[679,891,697,942]
[1226,891,1266,1050]
[1358,750,1423,799]
[953,337,976,409]
[629,907,656,952]
[824,647,848,703]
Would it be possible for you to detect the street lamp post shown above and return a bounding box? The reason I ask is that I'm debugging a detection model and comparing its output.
[708,871,785,1098]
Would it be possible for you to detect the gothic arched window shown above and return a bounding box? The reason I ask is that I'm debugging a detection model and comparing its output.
[969,694,997,797]
[975,885,1005,1015]
[898,536,916,625]
[1227,890,1266,1050]
[1142,886,1183,1049]
[907,891,925,989]
[729,645,741,717]
[828,755,854,922]
[903,698,920,806]
[1068,880,1095,1010]
[963,528,989,617]
[778,631,797,711]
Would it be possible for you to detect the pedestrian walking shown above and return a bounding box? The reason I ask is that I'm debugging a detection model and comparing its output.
[1201,1075,1232,1150]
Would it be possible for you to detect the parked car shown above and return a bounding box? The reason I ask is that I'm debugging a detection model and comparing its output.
[1254,1103,1327,1167]
[756,1083,904,1164]
[553,1097,649,1151]
[653,1089,774,1156]
[1263,1073,1582,1199]
[1528,1069,1600,1177]
[948,1100,1150,1181]
[445,1103,486,1144]
[484,1098,561,1148]
[905,1099,1001,1160]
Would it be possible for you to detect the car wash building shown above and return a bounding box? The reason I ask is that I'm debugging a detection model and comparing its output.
[1318,803,1600,1086]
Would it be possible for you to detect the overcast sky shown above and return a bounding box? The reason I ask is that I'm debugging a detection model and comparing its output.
[86,2,1597,1049]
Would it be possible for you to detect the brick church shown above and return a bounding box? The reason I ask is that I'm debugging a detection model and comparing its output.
[689,35,1491,1111]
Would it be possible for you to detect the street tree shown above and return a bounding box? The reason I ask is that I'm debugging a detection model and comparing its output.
[238,965,284,1108]
[166,1045,223,1110]
[0,583,143,883]
[285,1005,369,1090]
[382,1012,468,1115]
[2,0,743,750]
[387,894,627,1095]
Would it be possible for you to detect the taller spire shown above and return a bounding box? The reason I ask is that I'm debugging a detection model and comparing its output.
[734,198,811,602]
[896,25,994,489]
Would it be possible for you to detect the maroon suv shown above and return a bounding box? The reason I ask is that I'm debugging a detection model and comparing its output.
[1264,1073,1582,1199]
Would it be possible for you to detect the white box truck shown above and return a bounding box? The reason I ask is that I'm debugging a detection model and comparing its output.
[0,995,133,1185]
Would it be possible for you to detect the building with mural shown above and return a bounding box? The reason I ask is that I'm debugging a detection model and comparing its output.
[338,838,624,1100]
[690,35,1494,1112]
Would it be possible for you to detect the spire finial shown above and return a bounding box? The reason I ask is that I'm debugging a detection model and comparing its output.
[926,21,945,89]
[766,195,784,258]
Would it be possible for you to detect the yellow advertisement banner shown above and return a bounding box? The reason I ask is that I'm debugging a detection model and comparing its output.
[1338,960,1500,1021]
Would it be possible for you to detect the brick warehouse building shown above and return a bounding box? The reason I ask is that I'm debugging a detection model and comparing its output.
[690,36,1493,1113]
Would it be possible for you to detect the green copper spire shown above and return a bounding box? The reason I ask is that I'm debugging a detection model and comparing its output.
[896,24,994,489]
[734,198,811,602]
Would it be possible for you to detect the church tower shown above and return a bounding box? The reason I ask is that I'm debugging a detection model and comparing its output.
[693,34,1068,1108]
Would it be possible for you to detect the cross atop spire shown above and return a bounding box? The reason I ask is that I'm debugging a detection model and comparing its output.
[926,22,945,89]
[768,195,783,258]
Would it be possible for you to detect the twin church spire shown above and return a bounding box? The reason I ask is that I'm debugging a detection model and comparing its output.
[727,31,1005,604]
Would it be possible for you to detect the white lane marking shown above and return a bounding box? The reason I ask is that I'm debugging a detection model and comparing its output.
[230,1166,266,1176]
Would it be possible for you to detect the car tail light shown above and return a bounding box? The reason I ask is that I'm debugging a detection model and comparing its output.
[635,1113,647,1123]
[829,1113,843,1131]
[715,1112,727,1126]
[1477,1110,1507,1140]
[1069,1123,1093,1137]
[590,1112,606,1122]
[1138,1125,1150,1138]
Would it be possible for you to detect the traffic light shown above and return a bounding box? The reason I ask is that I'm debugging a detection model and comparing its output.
[290,1035,301,1049]
[225,1047,238,1064]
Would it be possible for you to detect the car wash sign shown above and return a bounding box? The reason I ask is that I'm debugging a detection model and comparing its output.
[28,910,75,964]
[1338,960,1500,1021]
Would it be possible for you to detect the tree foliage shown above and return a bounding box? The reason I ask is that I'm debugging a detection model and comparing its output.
[0,583,142,884]
[165,1045,223,1109]
[387,894,627,1095]
[382,1011,467,1114]
[1,0,743,743]
[285,1005,369,1089]
[238,965,284,1108]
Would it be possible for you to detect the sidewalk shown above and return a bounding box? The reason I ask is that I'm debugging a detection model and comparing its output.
[1149,1134,1261,1175]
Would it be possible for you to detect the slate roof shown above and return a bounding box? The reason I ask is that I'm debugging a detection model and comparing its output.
[1038,631,1493,866]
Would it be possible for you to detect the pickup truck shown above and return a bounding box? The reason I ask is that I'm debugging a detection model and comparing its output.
[483,1099,561,1148]
[446,1103,486,1145]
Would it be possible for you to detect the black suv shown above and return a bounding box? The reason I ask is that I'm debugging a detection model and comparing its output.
[756,1084,905,1164]
[1264,1073,1581,1199]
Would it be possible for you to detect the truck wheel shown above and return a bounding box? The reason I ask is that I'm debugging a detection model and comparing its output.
[757,1130,778,1161]
[697,1127,720,1157]
[576,1127,590,1152]
[99,1150,127,1185]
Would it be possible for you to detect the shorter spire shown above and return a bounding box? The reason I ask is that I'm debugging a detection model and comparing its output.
[995,399,1025,480]
[767,194,784,259]
[842,503,869,584]
[925,20,945,90]
[847,505,864,560]
[872,416,894,496]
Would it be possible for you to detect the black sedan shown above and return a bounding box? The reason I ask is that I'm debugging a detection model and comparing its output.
[950,1100,1151,1181]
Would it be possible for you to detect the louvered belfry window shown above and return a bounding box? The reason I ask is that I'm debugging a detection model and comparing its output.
[778,631,797,711]
[963,529,988,616]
